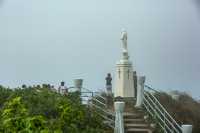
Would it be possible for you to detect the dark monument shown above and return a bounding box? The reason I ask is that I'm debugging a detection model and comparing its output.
[106,73,112,94]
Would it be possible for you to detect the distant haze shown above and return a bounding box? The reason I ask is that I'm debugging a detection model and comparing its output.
[0,0,200,98]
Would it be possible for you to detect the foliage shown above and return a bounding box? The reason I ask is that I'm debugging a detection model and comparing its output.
[0,85,12,108]
[0,85,107,133]
[0,96,49,132]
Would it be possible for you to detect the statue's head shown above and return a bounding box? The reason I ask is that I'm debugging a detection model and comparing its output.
[121,28,127,33]
[121,28,127,40]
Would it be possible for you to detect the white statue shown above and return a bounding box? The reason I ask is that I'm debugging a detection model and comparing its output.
[120,29,128,52]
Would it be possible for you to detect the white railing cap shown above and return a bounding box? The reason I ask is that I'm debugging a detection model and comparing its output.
[114,102,125,112]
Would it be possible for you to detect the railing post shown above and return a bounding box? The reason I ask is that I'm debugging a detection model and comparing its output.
[114,102,125,133]
[73,79,83,92]
[135,76,145,108]
[182,125,193,133]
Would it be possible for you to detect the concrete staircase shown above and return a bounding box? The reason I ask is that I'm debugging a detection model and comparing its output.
[122,100,154,133]
[123,112,153,133]
[100,96,155,133]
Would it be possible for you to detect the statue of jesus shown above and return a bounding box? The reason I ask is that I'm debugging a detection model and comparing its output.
[120,29,128,52]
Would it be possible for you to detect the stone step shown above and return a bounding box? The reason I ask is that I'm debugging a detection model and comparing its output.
[124,108,144,114]
[123,113,144,119]
[124,118,145,123]
[125,123,149,128]
[126,128,152,133]
[123,111,145,115]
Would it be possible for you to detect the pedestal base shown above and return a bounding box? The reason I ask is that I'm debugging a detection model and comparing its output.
[114,59,135,98]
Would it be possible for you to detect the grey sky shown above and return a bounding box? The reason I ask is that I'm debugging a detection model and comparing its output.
[0,0,200,98]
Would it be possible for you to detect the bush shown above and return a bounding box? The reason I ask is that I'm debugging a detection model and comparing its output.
[155,91,200,133]
[0,85,108,133]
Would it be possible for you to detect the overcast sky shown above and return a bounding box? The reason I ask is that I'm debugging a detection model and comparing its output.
[0,0,200,98]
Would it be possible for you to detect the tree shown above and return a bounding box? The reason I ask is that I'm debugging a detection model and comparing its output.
[0,85,110,133]
[1,97,50,133]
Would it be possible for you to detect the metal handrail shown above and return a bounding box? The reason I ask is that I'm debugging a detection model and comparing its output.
[80,89,114,129]
[145,85,182,130]
[89,102,114,117]
[91,97,107,108]
[144,91,180,133]
[82,87,106,101]
[143,85,182,133]
[145,85,160,93]
[81,91,107,108]
[143,97,173,133]
[147,91,182,130]
[144,93,175,133]
[66,86,105,100]
[143,101,166,132]
[59,86,113,128]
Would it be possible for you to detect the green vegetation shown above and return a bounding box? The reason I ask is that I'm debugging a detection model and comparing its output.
[0,85,109,133]
[1,84,199,133]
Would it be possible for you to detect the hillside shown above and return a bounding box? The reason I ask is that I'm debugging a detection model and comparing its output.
[154,91,200,133]
[0,85,199,133]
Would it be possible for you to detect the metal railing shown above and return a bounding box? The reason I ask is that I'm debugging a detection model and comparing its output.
[80,88,115,129]
[143,85,182,133]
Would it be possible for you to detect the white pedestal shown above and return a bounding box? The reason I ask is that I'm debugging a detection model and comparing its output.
[114,52,135,98]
